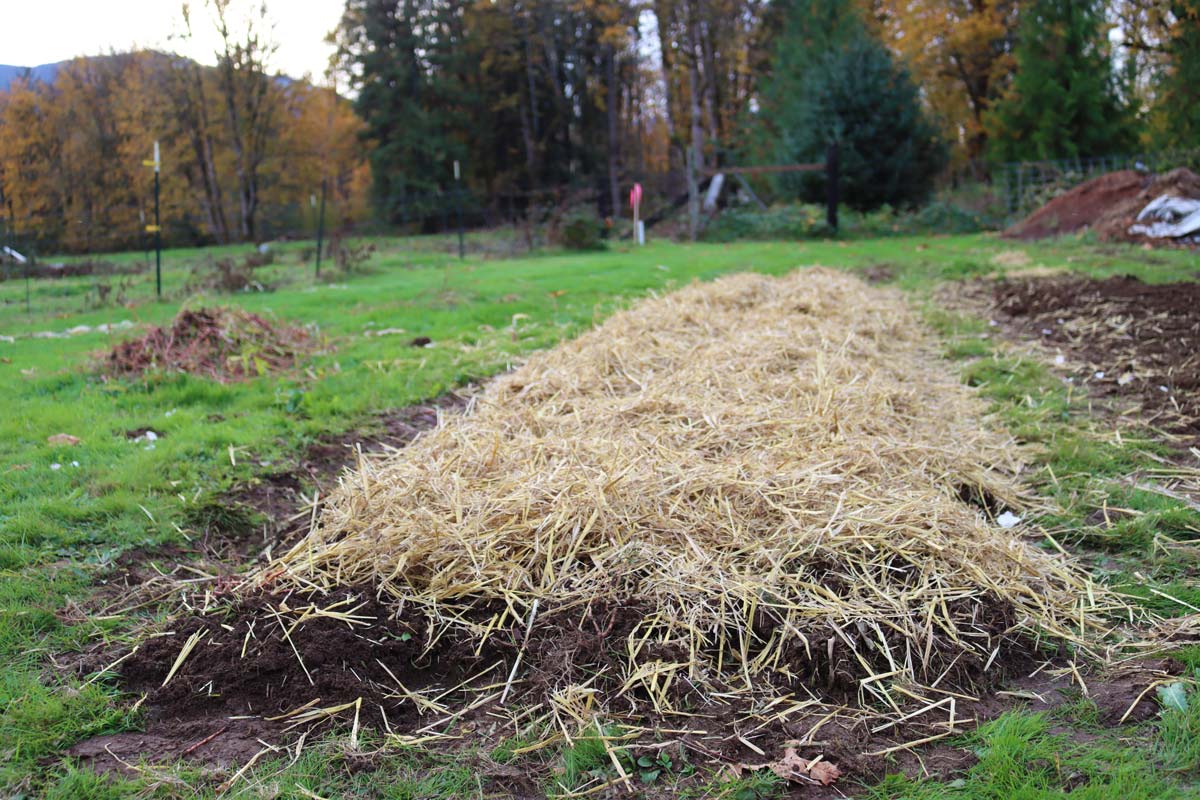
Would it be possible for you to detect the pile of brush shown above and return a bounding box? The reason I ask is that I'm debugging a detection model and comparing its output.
[105,306,312,382]
[256,269,1114,733]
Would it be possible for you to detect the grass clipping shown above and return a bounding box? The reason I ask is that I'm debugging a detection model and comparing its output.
[269,269,1108,719]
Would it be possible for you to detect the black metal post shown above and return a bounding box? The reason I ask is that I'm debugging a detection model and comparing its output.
[825,142,840,234]
[26,244,33,315]
[154,166,162,299]
[315,178,327,276]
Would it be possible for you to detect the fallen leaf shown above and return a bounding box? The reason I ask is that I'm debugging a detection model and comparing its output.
[47,433,81,446]
[809,760,841,786]
[764,748,841,786]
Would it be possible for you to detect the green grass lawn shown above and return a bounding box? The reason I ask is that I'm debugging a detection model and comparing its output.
[2,231,1198,798]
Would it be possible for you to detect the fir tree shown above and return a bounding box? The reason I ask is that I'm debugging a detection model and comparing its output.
[342,0,470,223]
[985,0,1135,162]
[758,1,946,210]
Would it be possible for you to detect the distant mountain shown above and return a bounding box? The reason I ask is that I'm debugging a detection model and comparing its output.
[0,62,64,91]
[0,56,296,93]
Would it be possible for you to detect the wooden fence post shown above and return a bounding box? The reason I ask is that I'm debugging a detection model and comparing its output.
[687,147,700,242]
[825,142,839,234]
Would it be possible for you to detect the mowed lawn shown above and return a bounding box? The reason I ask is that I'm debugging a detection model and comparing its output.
[2,233,1199,798]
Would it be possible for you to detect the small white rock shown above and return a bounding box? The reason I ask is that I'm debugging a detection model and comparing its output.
[50,462,62,471]
[996,511,1022,529]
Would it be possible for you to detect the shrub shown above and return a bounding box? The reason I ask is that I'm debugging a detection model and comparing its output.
[559,208,607,251]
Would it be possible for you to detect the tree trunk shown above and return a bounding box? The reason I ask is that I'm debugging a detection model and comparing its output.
[654,0,680,180]
[605,44,621,220]
[687,3,704,240]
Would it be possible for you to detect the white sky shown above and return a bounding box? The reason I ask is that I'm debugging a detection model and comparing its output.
[3,0,344,81]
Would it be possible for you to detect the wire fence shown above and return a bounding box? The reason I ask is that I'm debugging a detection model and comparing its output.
[0,183,623,319]
[0,179,624,252]
[4,147,1198,318]
[998,148,1200,219]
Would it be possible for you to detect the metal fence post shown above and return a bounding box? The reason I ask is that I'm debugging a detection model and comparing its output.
[25,243,33,315]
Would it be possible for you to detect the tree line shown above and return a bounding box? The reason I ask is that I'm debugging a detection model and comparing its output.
[0,2,367,254]
[0,0,1196,252]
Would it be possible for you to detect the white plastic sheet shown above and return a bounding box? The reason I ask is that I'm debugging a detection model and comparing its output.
[1128,193,1200,239]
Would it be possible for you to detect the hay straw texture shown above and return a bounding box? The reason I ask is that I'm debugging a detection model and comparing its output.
[270,268,1109,714]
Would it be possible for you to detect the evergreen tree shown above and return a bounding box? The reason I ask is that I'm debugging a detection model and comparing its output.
[758,1,946,210]
[985,0,1135,162]
[1149,2,1200,150]
[338,0,470,223]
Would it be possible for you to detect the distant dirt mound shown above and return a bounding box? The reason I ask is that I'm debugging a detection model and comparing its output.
[105,307,313,382]
[1007,168,1200,243]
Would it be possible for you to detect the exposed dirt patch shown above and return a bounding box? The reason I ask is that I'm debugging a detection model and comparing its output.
[1089,658,1183,725]
[202,393,472,559]
[983,274,1200,444]
[73,578,1181,793]
[67,718,278,774]
[1006,168,1200,245]
[123,427,163,440]
[104,307,315,383]
[857,263,896,285]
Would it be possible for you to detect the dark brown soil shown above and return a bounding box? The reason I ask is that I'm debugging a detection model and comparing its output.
[70,577,1180,794]
[857,263,896,285]
[1007,168,1200,245]
[211,394,471,558]
[988,274,1200,443]
[104,307,314,383]
[123,427,163,440]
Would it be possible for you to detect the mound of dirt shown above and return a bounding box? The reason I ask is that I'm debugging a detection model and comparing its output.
[991,274,1200,442]
[105,307,313,382]
[1007,168,1200,243]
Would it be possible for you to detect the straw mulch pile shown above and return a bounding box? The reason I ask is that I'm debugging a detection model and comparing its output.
[266,269,1112,728]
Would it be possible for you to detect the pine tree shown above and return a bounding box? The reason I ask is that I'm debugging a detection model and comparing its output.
[758,1,946,210]
[985,0,1136,163]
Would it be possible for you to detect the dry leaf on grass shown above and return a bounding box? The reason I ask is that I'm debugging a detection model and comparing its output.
[47,433,81,446]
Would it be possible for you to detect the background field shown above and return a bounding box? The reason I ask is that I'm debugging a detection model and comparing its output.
[3,233,1199,798]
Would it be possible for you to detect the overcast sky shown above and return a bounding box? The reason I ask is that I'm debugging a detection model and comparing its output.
[4,0,345,80]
